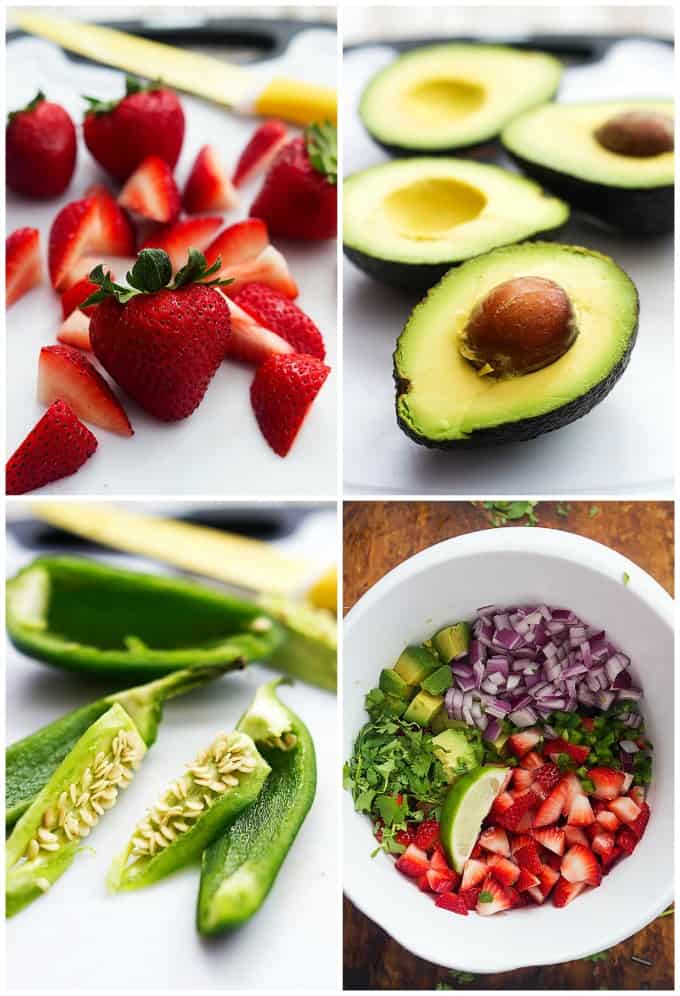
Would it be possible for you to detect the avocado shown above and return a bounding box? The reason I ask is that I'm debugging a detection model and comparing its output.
[394,242,639,448]
[421,665,454,696]
[379,667,415,701]
[502,99,674,236]
[394,645,440,685]
[432,728,482,781]
[431,712,468,735]
[403,689,444,726]
[343,158,569,292]
[432,622,471,663]
[359,43,562,156]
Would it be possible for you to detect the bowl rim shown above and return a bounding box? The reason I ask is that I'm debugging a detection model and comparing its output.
[343,527,674,972]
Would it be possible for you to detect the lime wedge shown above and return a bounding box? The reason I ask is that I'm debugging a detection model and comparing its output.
[440,765,509,872]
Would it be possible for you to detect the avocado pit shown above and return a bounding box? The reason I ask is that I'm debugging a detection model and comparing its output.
[595,110,674,158]
[459,276,578,376]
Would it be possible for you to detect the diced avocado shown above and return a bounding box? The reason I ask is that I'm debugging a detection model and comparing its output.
[379,668,415,701]
[432,728,482,782]
[394,645,440,685]
[431,712,468,735]
[432,622,471,663]
[402,689,443,727]
[421,665,453,696]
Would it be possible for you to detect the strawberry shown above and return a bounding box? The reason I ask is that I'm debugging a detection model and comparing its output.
[514,843,543,877]
[416,874,431,893]
[629,801,650,841]
[561,844,602,886]
[461,857,487,890]
[486,854,519,887]
[119,156,180,224]
[561,772,583,811]
[7,92,76,198]
[395,843,429,879]
[500,790,539,832]
[608,796,641,825]
[581,717,595,732]
[565,743,590,765]
[85,185,136,257]
[88,249,231,421]
[616,827,638,855]
[38,345,133,437]
[478,827,510,857]
[531,827,565,856]
[435,892,468,916]
[223,297,293,365]
[510,834,534,855]
[141,217,223,271]
[591,831,616,861]
[520,750,544,771]
[250,122,337,240]
[595,809,620,833]
[601,844,624,874]
[395,828,414,848]
[476,875,513,916]
[532,763,561,795]
[250,353,329,457]
[414,820,441,852]
[511,767,534,791]
[459,886,482,910]
[567,793,595,827]
[507,729,541,758]
[204,218,269,269]
[426,867,457,893]
[6,228,41,308]
[628,785,646,807]
[544,738,590,765]
[589,767,626,801]
[516,867,540,891]
[534,781,567,827]
[48,198,101,290]
[537,864,560,898]
[61,273,114,320]
[83,77,184,182]
[564,826,589,849]
[230,283,326,364]
[6,400,97,494]
[490,791,514,821]
[543,850,564,872]
[183,145,238,214]
[553,877,586,908]
[233,120,288,187]
[217,245,298,299]
[57,310,91,351]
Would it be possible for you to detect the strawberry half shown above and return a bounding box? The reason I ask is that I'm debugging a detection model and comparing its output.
[183,145,238,214]
[141,217,223,272]
[218,245,298,299]
[561,844,602,887]
[204,218,269,269]
[118,156,180,224]
[553,877,586,908]
[589,767,626,801]
[230,283,326,363]
[57,310,91,351]
[250,353,330,457]
[233,120,288,187]
[6,400,97,494]
[478,826,510,857]
[6,228,41,308]
[48,197,101,290]
[395,844,429,879]
[38,345,133,437]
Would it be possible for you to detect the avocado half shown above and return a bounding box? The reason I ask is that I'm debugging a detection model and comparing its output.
[360,44,563,157]
[394,242,639,448]
[343,158,569,292]
[502,99,674,235]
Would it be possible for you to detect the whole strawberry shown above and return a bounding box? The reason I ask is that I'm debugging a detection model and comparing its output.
[86,248,231,421]
[7,92,76,198]
[249,122,337,240]
[83,77,184,183]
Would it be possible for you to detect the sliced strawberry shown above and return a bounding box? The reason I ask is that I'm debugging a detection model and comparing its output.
[608,796,641,825]
[490,791,514,821]
[516,866,540,891]
[510,834,535,855]
[61,271,115,320]
[553,877,586,908]
[204,218,269,268]
[460,857,487,890]
[486,854,519,887]
[532,763,561,795]
[629,801,650,841]
[233,282,326,361]
[561,844,602,886]
[48,197,101,290]
[141,216,223,271]
[616,827,638,855]
[416,873,431,893]
[233,120,288,187]
[531,827,565,856]
[520,750,544,771]
[538,864,560,898]
[514,843,543,877]
[6,400,97,494]
[477,875,513,916]
[415,820,441,853]
[511,767,535,791]
[561,772,583,812]
[395,844,429,879]
[57,309,91,351]
[589,767,626,801]
[118,156,180,224]
[85,184,135,256]
[459,886,482,911]
[595,809,620,833]
[567,793,595,827]
[223,296,294,365]
[534,780,567,827]
[478,827,510,857]
[426,867,457,893]
[59,255,109,292]
[564,825,589,848]
[183,144,238,214]
[250,352,330,457]
[220,244,298,299]
[38,345,133,437]
[6,227,42,308]
[430,847,456,877]
[591,831,616,861]
[500,790,539,832]
[507,729,541,758]
[435,891,468,916]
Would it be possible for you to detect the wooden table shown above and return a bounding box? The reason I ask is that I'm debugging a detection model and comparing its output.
[343,501,674,991]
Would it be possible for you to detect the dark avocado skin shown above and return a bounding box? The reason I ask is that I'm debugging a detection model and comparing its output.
[366,134,500,161]
[506,150,673,236]
[394,298,639,449]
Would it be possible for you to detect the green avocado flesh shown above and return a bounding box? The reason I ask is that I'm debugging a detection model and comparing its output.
[343,158,568,290]
[360,44,562,153]
[394,242,639,447]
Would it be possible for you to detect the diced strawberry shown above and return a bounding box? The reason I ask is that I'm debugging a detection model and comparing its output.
[608,796,641,825]
[591,831,616,861]
[531,827,565,856]
[232,120,288,188]
[85,184,135,256]
[628,785,646,807]
[543,739,590,765]
[6,227,42,307]
[140,216,223,271]
[461,858,487,890]
[490,791,514,821]
[478,827,510,857]
[415,820,441,852]
[204,218,270,269]
[38,345,133,437]
[565,743,590,765]
[553,877,586,908]
[533,763,561,792]
[416,873,431,893]
[395,844,429,879]
[118,156,180,224]
[507,729,541,758]
[516,866,540,891]
[601,844,624,874]
[183,145,238,214]
[476,875,513,916]
[514,843,543,877]
[589,767,626,801]
[486,854,519,887]
[510,833,535,855]
[505,885,523,908]
[500,790,539,832]
[538,864,560,898]
[57,309,91,351]
[628,801,650,841]
[430,847,456,878]
[527,884,546,904]
[561,844,602,886]
[520,750,544,771]
[459,886,482,910]
[564,825,589,848]
[395,828,414,848]
[543,737,570,760]
[543,851,563,872]
[426,867,457,893]
[6,400,97,495]
[435,891,468,916]
[581,717,595,732]
[48,197,101,290]
[470,843,483,860]
[218,244,299,299]
[512,767,535,791]
[534,781,567,827]
[596,810,620,833]
[567,793,595,827]
[561,772,583,812]
[616,827,638,855]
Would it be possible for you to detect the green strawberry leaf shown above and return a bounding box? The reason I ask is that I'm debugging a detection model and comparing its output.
[82,249,232,307]
[305,121,337,186]
[171,248,232,290]
[127,249,174,294]
[82,77,165,116]
[8,91,45,123]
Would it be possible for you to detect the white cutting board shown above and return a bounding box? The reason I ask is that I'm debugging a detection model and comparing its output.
[343,39,674,496]
[6,30,337,497]
[5,506,338,989]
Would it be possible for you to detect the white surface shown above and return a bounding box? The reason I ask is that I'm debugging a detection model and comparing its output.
[6,507,338,989]
[343,40,674,495]
[343,526,674,972]
[6,30,337,497]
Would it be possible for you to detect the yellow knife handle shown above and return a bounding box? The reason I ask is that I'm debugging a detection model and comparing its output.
[254,78,337,127]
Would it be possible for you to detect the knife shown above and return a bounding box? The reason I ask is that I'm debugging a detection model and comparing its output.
[14,12,337,126]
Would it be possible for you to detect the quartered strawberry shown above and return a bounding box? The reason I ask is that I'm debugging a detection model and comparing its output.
[595,809,620,833]
[520,750,544,771]
[435,891,468,916]
[561,844,602,886]
[507,729,541,758]
[589,767,626,801]
[48,197,101,290]
[461,857,487,890]
[118,156,180,224]
[427,867,458,894]
[459,886,482,911]
[61,270,116,320]
[486,854,519,887]
[534,780,568,827]
[532,827,565,856]
[591,831,616,861]
[7,91,76,198]
[608,796,641,825]
[141,216,223,271]
[231,282,326,363]
[250,353,330,457]
[564,825,589,848]
[85,184,135,256]
[476,875,513,916]
[233,120,288,187]
[6,228,41,308]
[183,145,238,214]
[223,297,294,366]
[537,863,560,898]
[490,791,514,822]
[217,245,298,299]
[516,866,540,891]
[204,218,269,269]
[395,844,429,879]
[565,743,590,765]
[629,801,650,841]
[500,790,539,832]
[553,876,586,908]
[57,309,91,351]
[414,820,441,852]
[38,345,133,437]
[567,793,595,827]
[512,767,534,791]
[514,843,543,877]
[6,400,97,494]
[478,827,510,857]
[532,763,562,795]
[416,873,431,893]
[580,717,596,732]
[510,834,535,855]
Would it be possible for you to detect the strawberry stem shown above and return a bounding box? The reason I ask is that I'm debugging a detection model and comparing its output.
[82,249,232,307]
[8,91,45,122]
[304,122,337,186]
[82,77,166,116]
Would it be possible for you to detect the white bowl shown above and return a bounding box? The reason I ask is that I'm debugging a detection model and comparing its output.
[343,527,674,973]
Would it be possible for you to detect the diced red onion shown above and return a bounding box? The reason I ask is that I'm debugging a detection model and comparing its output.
[509,706,538,727]
[620,740,639,753]
[484,717,501,742]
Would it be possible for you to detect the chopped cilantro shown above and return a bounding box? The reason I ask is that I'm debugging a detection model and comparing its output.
[480,501,539,527]
[478,890,493,903]
[589,505,600,518]
[556,502,571,517]
[623,571,631,586]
